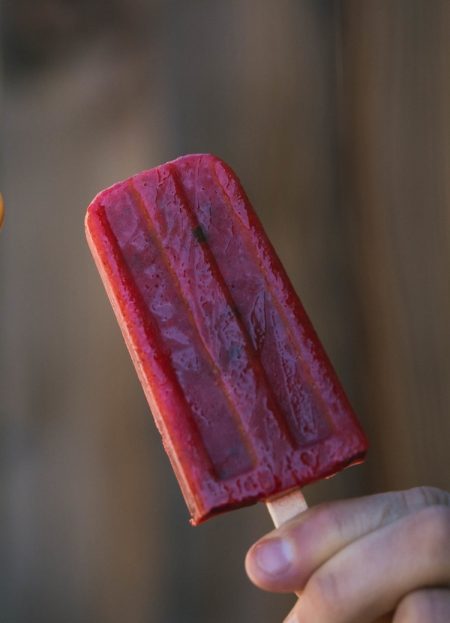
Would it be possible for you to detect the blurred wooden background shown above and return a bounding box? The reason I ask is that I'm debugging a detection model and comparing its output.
[1,1,449,622]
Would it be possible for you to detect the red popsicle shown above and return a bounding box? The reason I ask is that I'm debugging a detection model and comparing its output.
[85,154,368,525]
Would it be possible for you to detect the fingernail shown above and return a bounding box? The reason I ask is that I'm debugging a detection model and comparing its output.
[252,538,294,576]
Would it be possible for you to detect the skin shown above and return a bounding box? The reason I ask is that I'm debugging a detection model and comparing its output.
[245,487,450,622]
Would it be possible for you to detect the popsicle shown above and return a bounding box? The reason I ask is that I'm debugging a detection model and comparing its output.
[85,154,368,525]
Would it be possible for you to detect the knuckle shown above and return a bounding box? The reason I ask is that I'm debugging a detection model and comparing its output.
[374,487,450,528]
[403,486,450,510]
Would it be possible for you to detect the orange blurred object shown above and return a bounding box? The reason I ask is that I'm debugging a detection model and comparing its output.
[0,193,4,230]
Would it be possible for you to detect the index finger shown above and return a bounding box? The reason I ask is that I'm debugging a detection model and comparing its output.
[246,486,450,592]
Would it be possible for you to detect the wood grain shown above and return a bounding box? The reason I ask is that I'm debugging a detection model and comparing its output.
[1,2,449,622]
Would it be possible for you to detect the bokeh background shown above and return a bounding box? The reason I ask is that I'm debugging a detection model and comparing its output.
[1,1,449,622]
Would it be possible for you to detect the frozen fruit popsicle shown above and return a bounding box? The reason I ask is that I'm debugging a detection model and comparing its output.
[85,154,368,525]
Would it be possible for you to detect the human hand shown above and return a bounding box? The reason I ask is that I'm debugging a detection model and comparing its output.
[245,487,450,622]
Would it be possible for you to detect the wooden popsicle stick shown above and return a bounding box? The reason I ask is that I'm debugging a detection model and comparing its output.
[266,490,307,600]
[266,489,308,528]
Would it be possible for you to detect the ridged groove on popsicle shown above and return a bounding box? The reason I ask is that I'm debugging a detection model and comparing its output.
[173,155,335,444]
[132,168,299,454]
[97,190,257,482]
[127,185,257,471]
[210,157,359,433]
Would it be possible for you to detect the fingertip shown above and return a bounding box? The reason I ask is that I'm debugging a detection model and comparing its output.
[245,537,296,589]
